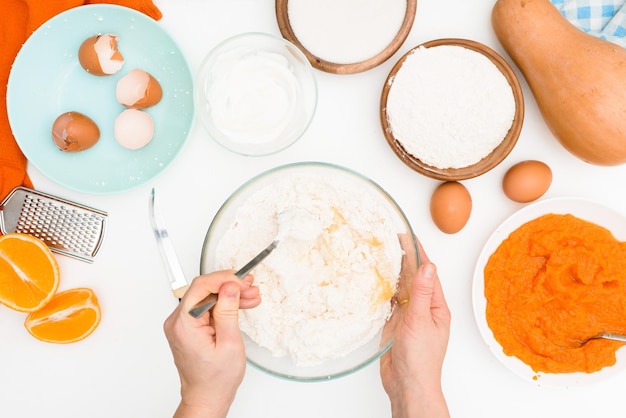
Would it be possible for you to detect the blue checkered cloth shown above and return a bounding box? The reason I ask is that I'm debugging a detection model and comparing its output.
[551,0,626,47]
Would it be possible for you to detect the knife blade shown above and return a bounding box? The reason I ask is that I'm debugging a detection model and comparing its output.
[149,188,189,299]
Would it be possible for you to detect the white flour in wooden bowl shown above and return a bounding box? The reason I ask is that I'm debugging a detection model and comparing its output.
[214,171,403,366]
[385,45,516,169]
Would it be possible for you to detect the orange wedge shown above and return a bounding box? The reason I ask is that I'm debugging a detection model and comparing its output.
[0,233,60,312]
[25,287,101,344]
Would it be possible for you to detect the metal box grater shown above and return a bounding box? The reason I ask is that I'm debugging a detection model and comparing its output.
[0,186,107,263]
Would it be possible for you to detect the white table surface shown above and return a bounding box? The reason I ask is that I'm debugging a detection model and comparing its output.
[3,0,626,416]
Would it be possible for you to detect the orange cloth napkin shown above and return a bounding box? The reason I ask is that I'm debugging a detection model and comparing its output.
[0,0,162,202]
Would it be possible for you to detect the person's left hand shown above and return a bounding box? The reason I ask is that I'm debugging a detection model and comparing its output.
[164,270,261,418]
[380,239,451,418]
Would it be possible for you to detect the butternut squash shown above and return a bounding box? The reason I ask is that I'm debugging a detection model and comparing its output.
[492,0,626,166]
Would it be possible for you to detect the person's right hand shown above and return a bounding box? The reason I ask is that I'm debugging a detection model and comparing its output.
[163,270,261,418]
[380,240,451,418]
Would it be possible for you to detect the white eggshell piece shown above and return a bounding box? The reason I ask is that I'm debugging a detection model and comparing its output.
[117,69,148,106]
[94,34,124,75]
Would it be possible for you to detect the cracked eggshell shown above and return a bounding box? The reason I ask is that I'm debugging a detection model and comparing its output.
[116,68,163,109]
[78,34,125,76]
[51,111,100,152]
[114,109,154,150]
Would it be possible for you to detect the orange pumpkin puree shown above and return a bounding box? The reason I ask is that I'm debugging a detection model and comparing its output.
[484,213,626,374]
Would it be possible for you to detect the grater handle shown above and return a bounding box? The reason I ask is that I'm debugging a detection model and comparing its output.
[0,187,28,235]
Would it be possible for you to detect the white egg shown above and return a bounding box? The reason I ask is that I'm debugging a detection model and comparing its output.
[114,109,154,150]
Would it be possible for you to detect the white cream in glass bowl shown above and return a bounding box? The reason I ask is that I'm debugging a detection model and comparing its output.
[194,32,318,156]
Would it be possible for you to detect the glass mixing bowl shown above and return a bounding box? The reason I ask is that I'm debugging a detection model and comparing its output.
[200,162,419,381]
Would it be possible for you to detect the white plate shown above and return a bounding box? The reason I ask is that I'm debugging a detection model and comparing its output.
[472,197,626,388]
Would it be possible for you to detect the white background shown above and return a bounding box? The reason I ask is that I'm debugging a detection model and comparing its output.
[3,0,626,417]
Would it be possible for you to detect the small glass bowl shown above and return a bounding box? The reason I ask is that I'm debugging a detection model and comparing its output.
[380,38,524,181]
[200,162,419,381]
[194,32,318,156]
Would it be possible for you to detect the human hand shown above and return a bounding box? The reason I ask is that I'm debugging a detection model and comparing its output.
[163,270,261,418]
[380,240,451,418]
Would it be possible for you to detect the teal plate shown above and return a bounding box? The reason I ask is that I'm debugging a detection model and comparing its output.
[7,4,194,195]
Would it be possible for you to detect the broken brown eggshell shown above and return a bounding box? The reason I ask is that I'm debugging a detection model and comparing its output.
[78,34,125,76]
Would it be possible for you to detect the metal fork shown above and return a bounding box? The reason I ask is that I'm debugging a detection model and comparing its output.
[571,332,626,348]
[187,240,278,318]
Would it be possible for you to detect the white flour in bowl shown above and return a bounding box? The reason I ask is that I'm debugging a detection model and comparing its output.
[385,45,516,169]
[215,171,403,366]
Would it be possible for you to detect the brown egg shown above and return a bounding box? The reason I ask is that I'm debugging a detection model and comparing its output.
[78,34,124,76]
[503,160,552,203]
[116,69,163,109]
[51,111,100,152]
[430,181,472,234]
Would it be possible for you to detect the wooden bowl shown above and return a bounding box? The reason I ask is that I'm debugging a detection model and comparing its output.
[380,38,524,181]
[275,0,417,74]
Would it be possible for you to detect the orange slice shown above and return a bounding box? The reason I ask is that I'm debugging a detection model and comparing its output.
[0,233,60,312]
[25,288,101,344]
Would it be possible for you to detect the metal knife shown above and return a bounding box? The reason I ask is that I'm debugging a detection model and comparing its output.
[149,188,189,299]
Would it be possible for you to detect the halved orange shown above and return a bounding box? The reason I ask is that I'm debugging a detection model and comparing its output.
[25,287,101,344]
[0,233,60,312]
